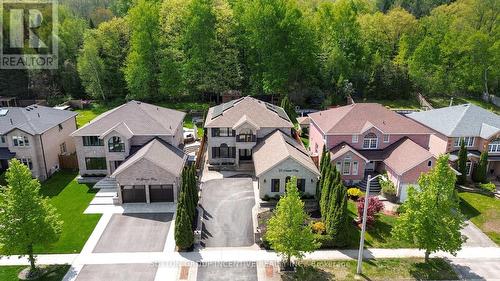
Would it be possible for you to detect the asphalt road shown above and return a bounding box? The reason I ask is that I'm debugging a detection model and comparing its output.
[75,264,157,281]
[196,262,258,281]
[200,178,255,247]
[93,213,173,253]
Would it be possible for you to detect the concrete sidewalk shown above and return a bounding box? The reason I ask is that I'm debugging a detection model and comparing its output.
[2,247,500,266]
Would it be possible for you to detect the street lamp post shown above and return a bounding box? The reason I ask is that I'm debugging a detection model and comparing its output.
[356,174,386,275]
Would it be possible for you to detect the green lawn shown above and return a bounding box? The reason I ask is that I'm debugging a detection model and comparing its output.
[429,96,500,114]
[459,191,500,245]
[0,171,101,254]
[358,98,421,110]
[284,258,457,281]
[0,265,70,281]
[343,201,414,248]
[74,104,110,127]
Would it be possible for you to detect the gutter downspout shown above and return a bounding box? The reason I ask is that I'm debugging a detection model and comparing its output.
[39,134,48,179]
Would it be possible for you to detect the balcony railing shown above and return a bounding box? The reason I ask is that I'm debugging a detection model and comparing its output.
[236,134,256,142]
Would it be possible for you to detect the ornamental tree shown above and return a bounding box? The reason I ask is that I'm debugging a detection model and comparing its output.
[356,196,384,227]
[0,159,62,277]
[392,155,466,262]
[457,140,468,185]
[174,191,194,251]
[472,150,488,183]
[266,176,319,269]
[325,181,349,246]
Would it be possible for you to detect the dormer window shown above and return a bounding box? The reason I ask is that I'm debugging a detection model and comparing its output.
[383,134,390,143]
[363,133,378,149]
[108,136,125,152]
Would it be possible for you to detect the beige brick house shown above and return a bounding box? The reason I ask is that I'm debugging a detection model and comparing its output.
[0,105,77,180]
[71,101,186,204]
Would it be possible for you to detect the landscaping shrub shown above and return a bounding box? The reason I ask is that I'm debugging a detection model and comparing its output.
[479,182,496,192]
[314,234,335,249]
[262,194,270,201]
[311,221,326,234]
[380,173,396,195]
[357,197,384,227]
[347,187,364,200]
[396,203,407,215]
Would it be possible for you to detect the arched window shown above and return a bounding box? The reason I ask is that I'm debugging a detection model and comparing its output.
[488,139,500,153]
[108,136,125,152]
[363,133,378,149]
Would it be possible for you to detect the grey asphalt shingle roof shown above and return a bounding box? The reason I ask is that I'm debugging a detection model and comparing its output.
[0,105,77,135]
[111,138,186,177]
[253,130,319,177]
[407,104,500,138]
[204,96,293,128]
[71,101,185,137]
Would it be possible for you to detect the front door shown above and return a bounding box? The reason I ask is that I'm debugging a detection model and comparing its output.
[239,149,252,161]
[365,161,375,171]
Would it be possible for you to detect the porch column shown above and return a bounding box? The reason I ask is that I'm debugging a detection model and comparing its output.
[235,148,239,167]
[145,185,151,204]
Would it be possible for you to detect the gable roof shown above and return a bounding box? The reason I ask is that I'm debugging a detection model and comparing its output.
[71,101,185,137]
[329,142,369,162]
[111,138,186,178]
[0,105,77,135]
[308,103,431,135]
[204,96,293,128]
[407,104,500,138]
[383,138,434,175]
[253,130,319,177]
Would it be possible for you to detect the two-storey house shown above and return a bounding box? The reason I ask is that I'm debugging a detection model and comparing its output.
[408,103,500,180]
[0,105,77,180]
[205,96,319,198]
[71,101,186,204]
[309,103,435,201]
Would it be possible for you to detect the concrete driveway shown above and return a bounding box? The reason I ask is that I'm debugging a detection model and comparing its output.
[75,264,157,281]
[93,213,173,253]
[200,178,255,247]
[450,258,500,280]
[197,262,257,281]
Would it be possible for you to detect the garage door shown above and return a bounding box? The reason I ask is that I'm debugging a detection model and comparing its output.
[122,185,147,203]
[150,185,174,202]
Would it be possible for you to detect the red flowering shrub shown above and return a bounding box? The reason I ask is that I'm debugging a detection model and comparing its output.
[357,197,384,227]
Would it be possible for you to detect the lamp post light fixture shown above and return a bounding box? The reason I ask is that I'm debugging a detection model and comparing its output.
[356,173,387,276]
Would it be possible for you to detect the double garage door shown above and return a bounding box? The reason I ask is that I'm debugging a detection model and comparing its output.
[121,185,174,203]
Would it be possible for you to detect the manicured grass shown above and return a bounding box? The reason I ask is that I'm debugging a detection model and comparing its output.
[0,171,101,254]
[0,265,70,281]
[459,191,500,245]
[74,103,111,127]
[283,258,458,281]
[344,201,414,248]
[300,137,309,148]
[358,98,421,110]
[429,96,500,114]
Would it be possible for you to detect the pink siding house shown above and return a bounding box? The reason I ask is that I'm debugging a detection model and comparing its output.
[309,103,435,201]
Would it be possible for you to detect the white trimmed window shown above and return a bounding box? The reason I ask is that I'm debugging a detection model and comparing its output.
[352,135,358,143]
[0,135,5,143]
[363,133,378,149]
[12,136,29,147]
[454,137,474,147]
[336,161,341,171]
[383,134,390,143]
[352,161,358,175]
[19,157,33,170]
[488,139,500,153]
[342,156,351,175]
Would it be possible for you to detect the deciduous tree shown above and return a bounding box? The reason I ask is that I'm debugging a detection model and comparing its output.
[392,155,465,262]
[266,176,319,269]
[0,160,62,277]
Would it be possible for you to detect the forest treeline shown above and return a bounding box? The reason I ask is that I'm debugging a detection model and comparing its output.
[1,0,498,106]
